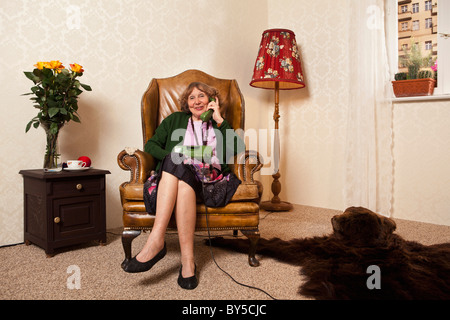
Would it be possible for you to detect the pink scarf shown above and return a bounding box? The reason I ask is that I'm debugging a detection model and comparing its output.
[183,118,221,170]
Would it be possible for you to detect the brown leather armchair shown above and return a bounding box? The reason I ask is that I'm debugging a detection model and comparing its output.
[117,70,264,268]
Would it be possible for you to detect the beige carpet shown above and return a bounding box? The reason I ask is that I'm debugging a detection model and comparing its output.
[1,204,450,300]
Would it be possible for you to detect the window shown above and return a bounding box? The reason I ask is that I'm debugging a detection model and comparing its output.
[401,5,408,13]
[387,0,450,96]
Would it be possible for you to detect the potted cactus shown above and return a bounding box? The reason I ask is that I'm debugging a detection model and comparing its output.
[392,69,436,97]
[392,42,436,97]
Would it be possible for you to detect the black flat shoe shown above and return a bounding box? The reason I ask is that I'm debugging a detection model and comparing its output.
[123,242,167,273]
[177,264,198,290]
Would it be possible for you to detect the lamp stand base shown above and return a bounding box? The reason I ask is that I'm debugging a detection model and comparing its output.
[260,200,293,212]
[261,171,293,212]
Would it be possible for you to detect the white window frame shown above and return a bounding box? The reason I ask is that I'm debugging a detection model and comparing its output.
[401,22,409,31]
[412,3,420,13]
[425,1,432,11]
[386,0,450,98]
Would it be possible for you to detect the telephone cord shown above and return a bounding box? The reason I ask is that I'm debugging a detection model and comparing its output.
[201,179,277,300]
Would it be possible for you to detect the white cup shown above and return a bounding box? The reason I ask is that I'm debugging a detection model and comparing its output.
[67,160,86,168]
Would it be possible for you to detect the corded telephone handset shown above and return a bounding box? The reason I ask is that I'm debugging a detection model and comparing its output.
[199,97,216,122]
[173,145,212,162]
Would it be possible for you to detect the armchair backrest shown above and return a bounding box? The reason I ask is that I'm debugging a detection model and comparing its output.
[141,69,245,146]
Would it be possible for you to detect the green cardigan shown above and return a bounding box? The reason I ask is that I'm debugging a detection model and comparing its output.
[144,112,246,173]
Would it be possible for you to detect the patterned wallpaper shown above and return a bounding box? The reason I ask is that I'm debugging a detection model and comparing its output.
[267,0,450,226]
[266,0,350,210]
[1,0,449,246]
[0,0,268,246]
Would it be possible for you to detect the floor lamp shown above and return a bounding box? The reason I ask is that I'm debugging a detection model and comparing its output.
[250,29,306,212]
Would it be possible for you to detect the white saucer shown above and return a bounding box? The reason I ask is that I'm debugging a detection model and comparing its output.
[64,167,92,171]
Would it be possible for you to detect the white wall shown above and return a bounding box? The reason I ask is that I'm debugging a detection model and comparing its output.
[1,0,449,246]
[392,100,450,225]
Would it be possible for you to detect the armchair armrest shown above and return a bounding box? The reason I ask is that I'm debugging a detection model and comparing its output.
[230,150,264,183]
[118,148,263,186]
[117,148,155,184]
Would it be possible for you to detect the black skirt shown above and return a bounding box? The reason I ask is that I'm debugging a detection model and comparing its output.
[143,153,241,214]
[143,154,201,213]
[160,153,204,195]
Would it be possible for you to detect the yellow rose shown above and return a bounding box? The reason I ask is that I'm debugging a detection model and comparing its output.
[48,60,65,70]
[70,63,84,73]
[34,61,47,70]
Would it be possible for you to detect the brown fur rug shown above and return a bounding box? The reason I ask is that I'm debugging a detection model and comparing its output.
[208,207,450,300]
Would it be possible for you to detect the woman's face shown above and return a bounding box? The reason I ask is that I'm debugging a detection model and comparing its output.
[188,87,209,120]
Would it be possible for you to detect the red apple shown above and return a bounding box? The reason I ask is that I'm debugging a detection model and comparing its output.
[78,156,92,167]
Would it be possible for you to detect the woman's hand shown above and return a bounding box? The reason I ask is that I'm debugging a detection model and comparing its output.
[208,96,224,125]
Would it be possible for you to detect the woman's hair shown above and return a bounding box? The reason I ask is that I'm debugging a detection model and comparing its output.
[179,82,220,114]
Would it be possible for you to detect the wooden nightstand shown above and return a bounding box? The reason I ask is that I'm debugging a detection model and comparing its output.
[19,168,110,257]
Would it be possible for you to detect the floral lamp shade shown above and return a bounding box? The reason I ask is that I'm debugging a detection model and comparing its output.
[250,29,305,90]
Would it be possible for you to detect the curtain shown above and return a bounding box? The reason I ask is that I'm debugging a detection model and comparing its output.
[344,0,394,216]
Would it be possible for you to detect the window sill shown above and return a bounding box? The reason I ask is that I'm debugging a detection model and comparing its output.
[392,94,450,103]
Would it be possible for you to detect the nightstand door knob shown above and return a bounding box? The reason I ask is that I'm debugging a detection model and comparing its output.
[76,184,83,190]
[54,217,61,224]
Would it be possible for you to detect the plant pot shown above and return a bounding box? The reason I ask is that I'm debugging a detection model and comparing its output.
[392,78,436,97]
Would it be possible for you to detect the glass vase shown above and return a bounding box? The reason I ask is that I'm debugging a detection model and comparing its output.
[41,121,64,172]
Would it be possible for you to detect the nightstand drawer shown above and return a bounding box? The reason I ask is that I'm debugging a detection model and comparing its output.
[52,176,103,196]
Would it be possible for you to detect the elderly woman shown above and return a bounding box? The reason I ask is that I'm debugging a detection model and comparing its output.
[123,82,245,290]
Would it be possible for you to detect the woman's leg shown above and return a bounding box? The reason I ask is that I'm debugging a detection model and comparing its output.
[175,179,197,277]
[136,171,178,262]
